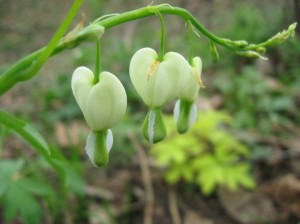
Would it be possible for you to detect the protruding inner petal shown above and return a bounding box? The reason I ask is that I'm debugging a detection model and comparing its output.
[174,100,197,134]
[85,130,112,167]
[189,103,197,129]
[106,129,113,153]
[174,99,180,126]
[86,131,96,166]
[148,109,156,144]
[194,67,205,88]
[142,108,166,143]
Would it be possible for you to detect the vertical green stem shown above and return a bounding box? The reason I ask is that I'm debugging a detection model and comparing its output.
[157,12,165,61]
[188,20,194,65]
[94,39,101,84]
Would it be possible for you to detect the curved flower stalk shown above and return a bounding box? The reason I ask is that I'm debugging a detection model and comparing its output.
[174,57,203,133]
[72,66,127,167]
[130,47,190,143]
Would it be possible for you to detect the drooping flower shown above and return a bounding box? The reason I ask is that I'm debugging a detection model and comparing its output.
[174,57,203,133]
[129,48,190,143]
[72,66,127,166]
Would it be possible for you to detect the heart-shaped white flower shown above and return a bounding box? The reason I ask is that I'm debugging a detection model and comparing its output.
[71,66,127,131]
[129,47,190,107]
[71,66,127,167]
[174,57,203,134]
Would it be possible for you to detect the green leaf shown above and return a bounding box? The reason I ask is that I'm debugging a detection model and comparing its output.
[17,178,54,197]
[3,188,19,221]
[0,159,25,197]
[0,158,25,178]
[165,166,181,184]
[0,110,50,156]
[5,181,41,224]
[4,182,41,224]
[20,194,42,224]
[223,164,255,190]
[54,159,85,195]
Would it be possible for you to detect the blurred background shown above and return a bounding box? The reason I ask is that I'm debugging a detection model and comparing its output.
[0,0,299,223]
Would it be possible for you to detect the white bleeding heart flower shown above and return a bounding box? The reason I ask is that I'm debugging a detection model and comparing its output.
[129,47,190,107]
[72,66,127,131]
[129,48,190,143]
[71,66,127,167]
[174,57,203,134]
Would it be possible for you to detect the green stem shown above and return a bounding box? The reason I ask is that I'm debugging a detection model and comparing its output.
[0,4,293,95]
[94,39,100,84]
[157,12,165,61]
[0,0,83,95]
[188,20,194,65]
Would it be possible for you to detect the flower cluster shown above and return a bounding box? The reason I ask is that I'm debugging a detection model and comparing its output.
[72,48,203,167]
[130,48,203,142]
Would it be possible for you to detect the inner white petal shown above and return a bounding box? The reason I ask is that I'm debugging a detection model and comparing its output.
[173,99,180,126]
[106,129,113,153]
[189,103,197,129]
[148,109,156,144]
[85,131,96,166]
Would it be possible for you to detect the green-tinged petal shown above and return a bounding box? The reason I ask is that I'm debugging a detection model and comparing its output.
[71,66,94,124]
[129,47,190,107]
[142,108,166,143]
[86,71,127,131]
[85,130,113,167]
[179,57,202,101]
[174,100,197,133]
[129,48,158,105]
[72,67,127,132]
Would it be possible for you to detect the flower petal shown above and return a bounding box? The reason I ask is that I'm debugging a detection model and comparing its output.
[87,71,127,131]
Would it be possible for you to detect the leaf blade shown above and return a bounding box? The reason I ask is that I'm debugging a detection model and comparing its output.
[0,110,50,155]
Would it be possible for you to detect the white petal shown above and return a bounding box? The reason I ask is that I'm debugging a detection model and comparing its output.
[106,129,113,153]
[173,99,180,126]
[71,67,94,124]
[189,103,198,129]
[85,131,97,166]
[179,57,202,101]
[148,109,156,144]
[85,130,113,167]
[87,72,127,131]
[129,48,190,107]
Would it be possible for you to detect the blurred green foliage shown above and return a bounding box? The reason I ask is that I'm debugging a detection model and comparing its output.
[151,111,255,195]
[214,66,296,134]
[0,159,52,224]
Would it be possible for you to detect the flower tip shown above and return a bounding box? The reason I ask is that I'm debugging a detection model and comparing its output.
[85,130,113,168]
[142,108,166,143]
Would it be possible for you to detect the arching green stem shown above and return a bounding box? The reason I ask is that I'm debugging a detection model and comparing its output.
[0,4,295,95]
[0,0,83,95]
